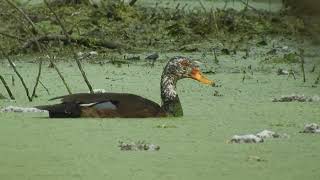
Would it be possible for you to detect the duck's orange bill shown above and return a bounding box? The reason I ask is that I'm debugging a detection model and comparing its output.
[190,68,215,86]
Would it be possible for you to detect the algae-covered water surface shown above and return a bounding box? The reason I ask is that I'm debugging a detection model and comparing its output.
[0,51,320,179]
[1,0,320,179]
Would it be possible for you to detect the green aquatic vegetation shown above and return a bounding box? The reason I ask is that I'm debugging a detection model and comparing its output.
[0,0,309,55]
[269,53,300,64]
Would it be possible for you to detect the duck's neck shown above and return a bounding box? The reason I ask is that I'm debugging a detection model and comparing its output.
[160,74,183,117]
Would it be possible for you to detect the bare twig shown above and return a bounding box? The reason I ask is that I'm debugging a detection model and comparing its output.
[0,47,32,101]
[223,0,228,10]
[44,0,94,93]
[11,75,15,86]
[239,0,259,12]
[47,55,72,95]
[310,64,316,73]
[19,34,120,52]
[4,0,38,34]
[198,0,207,13]
[287,69,296,80]
[0,75,15,100]
[268,0,271,12]
[0,31,25,41]
[299,48,306,82]
[5,0,45,100]
[315,71,320,84]
[242,70,246,82]
[39,80,50,95]
[129,0,138,6]
[31,59,42,98]
[211,8,219,33]
[213,48,219,64]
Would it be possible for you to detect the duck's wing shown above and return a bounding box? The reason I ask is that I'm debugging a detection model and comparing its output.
[37,93,166,118]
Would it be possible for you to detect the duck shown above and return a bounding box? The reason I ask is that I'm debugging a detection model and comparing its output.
[36,56,214,118]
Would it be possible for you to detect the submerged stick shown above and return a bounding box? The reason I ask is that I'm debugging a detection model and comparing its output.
[242,70,246,83]
[47,56,72,95]
[287,69,296,80]
[0,75,15,100]
[223,0,228,10]
[39,80,50,95]
[198,0,207,13]
[239,0,259,12]
[213,48,219,64]
[310,64,316,73]
[299,48,306,82]
[211,8,219,33]
[31,59,42,98]
[315,71,320,84]
[11,75,15,86]
[44,0,94,94]
[6,0,44,100]
[268,0,271,12]
[129,0,138,6]
[0,47,32,101]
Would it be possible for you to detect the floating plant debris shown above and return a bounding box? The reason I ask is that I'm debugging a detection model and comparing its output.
[118,141,160,151]
[300,123,320,134]
[272,94,320,102]
[230,130,288,144]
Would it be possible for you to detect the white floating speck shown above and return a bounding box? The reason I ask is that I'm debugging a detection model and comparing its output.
[230,134,264,144]
[256,130,280,139]
[301,123,320,133]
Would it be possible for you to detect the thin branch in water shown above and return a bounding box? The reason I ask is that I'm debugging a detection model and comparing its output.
[0,47,32,101]
[213,48,219,64]
[31,58,43,99]
[44,0,94,94]
[223,0,228,10]
[287,69,296,80]
[47,55,72,95]
[315,71,320,84]
[0,75,15,100]
[268,0,271,12]
[242,70,246,83]
[129,0,138,6]
[239,0,259,12]
[5,0,44,100]
[39,80,50,95]
[11,75,15,86]
[310,64,316,73]
[299,48,306,82]
[198,0,207,13]
[211,8,219,33]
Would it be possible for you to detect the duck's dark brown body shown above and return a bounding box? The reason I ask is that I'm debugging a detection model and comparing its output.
[36,93,167,118]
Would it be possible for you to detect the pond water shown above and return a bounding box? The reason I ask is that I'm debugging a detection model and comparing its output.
[0,50,319,179]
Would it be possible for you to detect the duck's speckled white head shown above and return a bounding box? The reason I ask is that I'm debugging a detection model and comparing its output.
[163,56,214,83]
[161,56,214,101]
